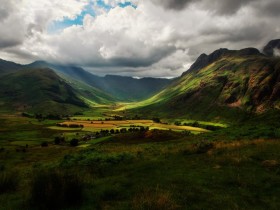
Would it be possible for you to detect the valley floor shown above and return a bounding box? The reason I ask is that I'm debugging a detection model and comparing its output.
[0,113,280,210]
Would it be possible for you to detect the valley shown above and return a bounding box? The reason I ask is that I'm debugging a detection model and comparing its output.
[0,40,280,210]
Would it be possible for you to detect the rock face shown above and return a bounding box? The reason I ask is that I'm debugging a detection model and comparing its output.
[183,48,260,75]
[263,39,280,56]
[137,46,280,121]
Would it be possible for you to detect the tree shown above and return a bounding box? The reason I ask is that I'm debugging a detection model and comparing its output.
[41,142,48,147]
[174,121,181,126]
[110,129,115,134]
[54,136,65,145]
[70,139,79,147]
[152,117,161,123]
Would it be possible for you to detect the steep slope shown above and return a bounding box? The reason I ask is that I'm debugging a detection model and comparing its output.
[129,48,280,121]
[0,68,89,114]
[26,61,172,101]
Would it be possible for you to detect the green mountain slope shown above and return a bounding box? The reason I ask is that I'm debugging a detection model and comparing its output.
[27,61,172,101]
[128,48,280,122]
[0,59,24,76]
[0,68,89,114]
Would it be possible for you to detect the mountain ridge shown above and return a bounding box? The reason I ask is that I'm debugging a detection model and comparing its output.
[25,61,172,101]
[0,68,89,114]
[127,45,280,122]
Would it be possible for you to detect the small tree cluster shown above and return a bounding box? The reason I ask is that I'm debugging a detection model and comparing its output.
[54,136,65,145]
[70,139,79,147]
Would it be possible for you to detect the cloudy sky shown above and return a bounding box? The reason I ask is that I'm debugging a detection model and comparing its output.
[0,0,279,77]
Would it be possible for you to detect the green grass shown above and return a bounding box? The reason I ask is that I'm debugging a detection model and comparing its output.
[5,136,277,210]
[0,112,280,209]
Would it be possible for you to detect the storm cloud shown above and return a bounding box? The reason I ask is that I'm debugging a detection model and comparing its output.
[151,0,195,10]
[0,0,279,77]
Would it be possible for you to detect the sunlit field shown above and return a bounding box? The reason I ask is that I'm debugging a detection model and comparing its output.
[52,119,208,133]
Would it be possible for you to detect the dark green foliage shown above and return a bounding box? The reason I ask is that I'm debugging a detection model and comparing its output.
[41,142,48,147]
[174,121,181,126]
[54,136,65,145]
[70,138,79,147]
[21,112,34,118]
[184,121,224,131]
[68,124,83,128]
[152,117,161,123]
[203,122,280,141]
[194,140,214,154]
[29,169,84,210]
[0,172,19,194]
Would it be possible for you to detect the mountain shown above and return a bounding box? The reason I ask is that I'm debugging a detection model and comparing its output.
[129,47,280,122]
[99,75,171,101]
[263,39,280,56]
[0,59,24,76]
[0,68,89,114]
[26,61,172,101]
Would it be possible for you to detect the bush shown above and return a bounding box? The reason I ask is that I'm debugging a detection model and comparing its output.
[152,117,161,123]
[70,138,79,147]
[41,142,48,147]
[0,172,19,194]
[30,169,84,210]
[174,121,181,126]
[195,140,214,154]
[54,136,65,145]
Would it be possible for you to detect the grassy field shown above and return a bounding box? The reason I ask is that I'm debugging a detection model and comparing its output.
[0,112,280,210]
[54,119,208,133]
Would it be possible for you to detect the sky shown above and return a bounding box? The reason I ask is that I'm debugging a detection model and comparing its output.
[0,0,279,78]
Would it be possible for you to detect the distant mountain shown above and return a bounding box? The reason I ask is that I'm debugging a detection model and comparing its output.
[100,75,171,101]
[131,47,280,122]
[0,68,88,114]
[26,61,172,101]
[26,61,116,104]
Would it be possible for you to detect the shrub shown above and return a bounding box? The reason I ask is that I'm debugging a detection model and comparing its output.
[152,117,161,123]
[174,121,181,126]
[0,172,19,194]
[41,142,48,147]
[54,136,65,145]
[195,140,214,154]
[30,169,84,210]
[70,138,79,147]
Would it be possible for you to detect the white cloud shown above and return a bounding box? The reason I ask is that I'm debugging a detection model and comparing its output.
[0,0,279,77]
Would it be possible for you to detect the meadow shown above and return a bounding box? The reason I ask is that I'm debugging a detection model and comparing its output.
[0,111,279,210]
[53,119,208,133]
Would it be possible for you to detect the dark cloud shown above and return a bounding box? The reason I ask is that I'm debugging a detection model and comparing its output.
[151,0,195,10]
[0,39,22,49]
[0,1,14,21]
[255,1,280,17]
[201,0,257,15]
[109,47,175,68]
[1,0,280,77]
[151,0,258,14]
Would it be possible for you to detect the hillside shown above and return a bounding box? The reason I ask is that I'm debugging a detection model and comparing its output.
[0,59,24,76]
[0,68,89,114]
[27,61,172,101]
[127,48,280,122]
